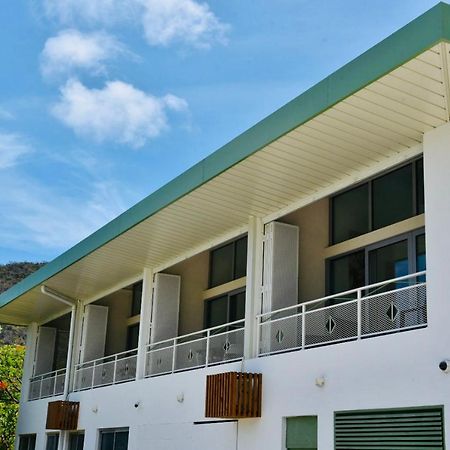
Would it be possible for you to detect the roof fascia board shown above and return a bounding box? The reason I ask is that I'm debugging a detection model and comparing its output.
[1,2,450,310]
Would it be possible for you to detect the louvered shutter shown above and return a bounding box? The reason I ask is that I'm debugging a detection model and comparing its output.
[335,407,445,449]
[34,327,57,375]
[79,304,108,363]
[150,273,181,344]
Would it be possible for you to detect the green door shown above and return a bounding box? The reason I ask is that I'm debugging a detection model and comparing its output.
[286,416,318,450]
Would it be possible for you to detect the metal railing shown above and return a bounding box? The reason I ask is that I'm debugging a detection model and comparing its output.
[257,271,427,356]
[28,368,66,401]
[73,348,138,391]
[145,319,245,377]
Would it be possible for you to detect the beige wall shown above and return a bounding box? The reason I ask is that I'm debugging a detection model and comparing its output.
[96,289,132,356]
[281,198,329,302]
[166,250,209,335]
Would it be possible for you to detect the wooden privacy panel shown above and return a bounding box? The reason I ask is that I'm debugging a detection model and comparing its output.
[205,372,262,418]
[46,401,79,430]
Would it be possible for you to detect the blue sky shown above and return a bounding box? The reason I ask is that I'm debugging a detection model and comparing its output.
[0,0,439,263]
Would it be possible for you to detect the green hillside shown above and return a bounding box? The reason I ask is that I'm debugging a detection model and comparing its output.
[0,262,45,345]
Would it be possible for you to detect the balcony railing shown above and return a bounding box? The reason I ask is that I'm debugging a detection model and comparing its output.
[145,319,245,377]
[257,271,427,356]
[73,348,137,391]
[29,368,66,401]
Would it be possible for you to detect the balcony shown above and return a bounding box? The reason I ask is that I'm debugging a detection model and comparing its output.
[145,319,245,377]
[73,348,137,391]
[28,368,66,401]
[257,271,427,356]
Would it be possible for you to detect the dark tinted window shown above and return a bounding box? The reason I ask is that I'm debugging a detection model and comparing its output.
[100,430,129,450]
[126,324,139,350]
[210,243,234,287]
[329,251,365,295]
[416,234,426,283]
[416,158,425,214]
[372,165,413,230]
[131,282,142,316]
[210,236,248,288]
[369,240,409,286]
[46,435,59,450]
[69,433,84,450]
[229,291,246,322]
[206,295,228,328]
[332,184,369,244]
[234,237,248,279]
[19,435,36,450]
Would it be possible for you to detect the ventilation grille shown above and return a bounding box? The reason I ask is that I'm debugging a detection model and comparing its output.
[335,407,444,449]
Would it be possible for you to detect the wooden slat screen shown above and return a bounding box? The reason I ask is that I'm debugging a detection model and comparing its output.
[335,407,445,449]
[46,401,80,430]
[205,372,262,419]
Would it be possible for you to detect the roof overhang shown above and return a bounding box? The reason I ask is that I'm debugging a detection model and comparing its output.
[2,2,450,325]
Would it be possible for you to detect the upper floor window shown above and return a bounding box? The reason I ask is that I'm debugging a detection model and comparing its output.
[19,435,36,450]
[205,289,246,329]
[100,429,129,450]
[130,281,142,317]
[331,158,424,244]
[209,236,248,288]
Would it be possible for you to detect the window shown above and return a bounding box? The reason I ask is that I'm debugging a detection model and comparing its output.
[205,290,246,329]
[99,429,129,450]
[131,281,142,317]
[286,416,317,450]
[209,236,248,288]
[46,434,59,450]
[328,230,425,295]
[335,407,444,449]
[69,433,84,450]
[126,323,139,350]
[19,435,36,450]
[331,158,424,244]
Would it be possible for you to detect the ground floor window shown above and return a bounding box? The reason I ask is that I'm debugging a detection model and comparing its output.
[335,406,444,449]
[69,432,85,450]
[46,434,59,450]
[100,429,129,450]
[19,435,36,450]
[286,416,317,450]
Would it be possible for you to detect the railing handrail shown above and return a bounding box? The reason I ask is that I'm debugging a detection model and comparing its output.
[30,367,66,381]
[146,318,245,350]
[75,347,138,368]
[257,271,426,320]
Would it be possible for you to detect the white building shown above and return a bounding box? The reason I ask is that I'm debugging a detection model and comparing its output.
[3,3,450,449]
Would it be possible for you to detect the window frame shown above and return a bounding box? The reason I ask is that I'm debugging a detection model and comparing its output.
[19,434,36,450]
[68,432,85,450]
[98,428,129,450]
[204,287,246,329]
[330,156,424,245]
[45,433,59,450]
[326,228,425,295]
[208,235,248,289]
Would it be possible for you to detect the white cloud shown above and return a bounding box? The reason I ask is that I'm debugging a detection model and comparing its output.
[42,0,228,48]
[139,0,229,48]
[52,79,188,147]
[0,107,14,120]
[0,133,32,169]
[41,29,125,78]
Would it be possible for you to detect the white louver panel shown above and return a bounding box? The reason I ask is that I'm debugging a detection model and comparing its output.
[262,221,299,353]
[34,326,56,375]
[80,304,108,363]
[150,273,181,344]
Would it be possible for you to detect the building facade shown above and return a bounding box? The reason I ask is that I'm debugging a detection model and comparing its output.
[3,3,450,449]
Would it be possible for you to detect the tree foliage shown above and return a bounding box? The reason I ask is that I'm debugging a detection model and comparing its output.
[0,345,24,450]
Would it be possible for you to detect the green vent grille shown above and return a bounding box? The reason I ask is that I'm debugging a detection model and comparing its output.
[335,407,445,449]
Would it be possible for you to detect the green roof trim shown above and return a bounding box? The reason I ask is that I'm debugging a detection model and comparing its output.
[2,2,450,309]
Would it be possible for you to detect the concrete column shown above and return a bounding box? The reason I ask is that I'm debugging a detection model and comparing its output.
[68,300,84,393]
[19,322,38,405]
[244,216,264,359]
[136,268,154,379]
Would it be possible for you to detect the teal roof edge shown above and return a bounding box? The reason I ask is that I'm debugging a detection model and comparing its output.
[2,2,450,309]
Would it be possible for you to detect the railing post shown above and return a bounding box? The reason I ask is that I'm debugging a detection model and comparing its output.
[255,316,261,356]
[113,356,117,385]
[205,330,211,367]
[91,361,95,389]
[357,288,362,340]
[301,304,306,350]
[39,377,43,399]
[171,338,177,373]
